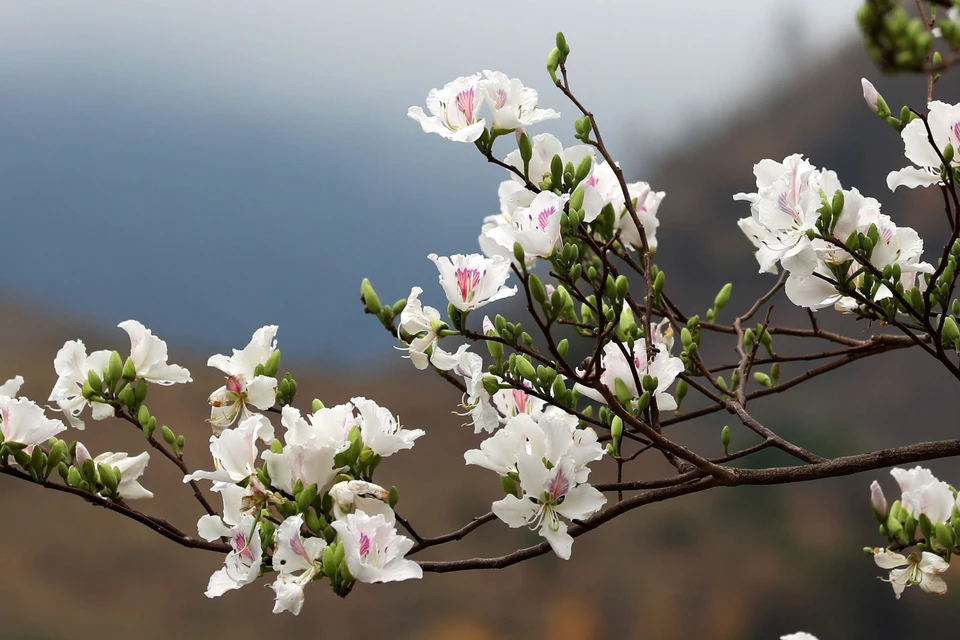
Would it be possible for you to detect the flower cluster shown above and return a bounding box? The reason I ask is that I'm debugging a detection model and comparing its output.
[735,152,932,313]
[867,466,956,599]
[186,329,425,613]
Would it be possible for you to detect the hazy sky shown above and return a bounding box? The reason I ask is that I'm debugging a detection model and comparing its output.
[0,1,862,363]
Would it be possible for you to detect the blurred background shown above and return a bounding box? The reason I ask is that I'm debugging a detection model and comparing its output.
[2,1,959,638]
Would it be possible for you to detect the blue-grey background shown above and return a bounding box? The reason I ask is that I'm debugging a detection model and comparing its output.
[0,0,855,363]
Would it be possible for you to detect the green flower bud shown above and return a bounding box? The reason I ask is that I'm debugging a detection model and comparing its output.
[387,485,399,509]
[675,379,688,406]
[714,283,732,310]
[81,458,98,485]
[297,484,319,513]
[176,435,185,452]
[81,380,96,401]
[134,378,148,404]
[514,357,537,382]
[161,425,176,447]
[614,377,632,405]
[653,271,665,296]
[546,48,561,83]
[575,156,592,182]
[138,405,151,429]
[98,463,119,494]
[121,357,136,382]
[752,372,772,388]
[144,417,157,440]
[721,425,731,456]
[555,31,569,56]
[361,278,382,315]
[529,274,547,304]
[264,349,281,378]
[106,351,123,388]
[943,316,960,346]
[519,132,533,169]
[513,242,526,266]
[313,398,324,412]
[117,385,135,409]
[557,338,569,358]
[67,466,82,487]
[830,190,844,219]
[551,375,566,400]
[569,187,585,212]
[937,521,956,550]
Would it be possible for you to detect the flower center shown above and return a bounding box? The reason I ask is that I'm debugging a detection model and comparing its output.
[455,267,482,302]
[546,468,570,502]
[234,532,255,563]
[512,388,529,414]
[536,206,557,231]
[359,532,372,558]
[456,89,476,124]
[226,375,243,395]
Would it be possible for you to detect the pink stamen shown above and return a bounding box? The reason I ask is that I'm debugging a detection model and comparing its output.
[496,88,508,110]
[585,176,598,187]
[455,267,482,303]
[954,122,960,145]
[235,533,255,562]
[226,375,243,395]
[456,89,476,123]
[359,533,371,558]
[512,388,529,414]
[547,469,570,502]
[537,206,557,230]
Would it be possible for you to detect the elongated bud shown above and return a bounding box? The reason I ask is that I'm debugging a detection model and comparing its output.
[161,425,176,447]
[67,466,82,487]
[361,278,381,315]
[936,521,956,550]
[546,47,560,83]
[614,377,632,405]
[81,380,96,401]
[514,357,537,382]
[675,379,688,406]
[943,316,960,345]
[714,283,732,310]
[98,463,119,494]
[312,398,324,412]
[519,132,533,165]
[721,425,731,456]
[138,405,150,429]
[106,351,123,388]
[610,416,623,455]
[870,480,888,521]
[653,271,665,295]
[753,372,772,388]
[557,338,569,358]
[121,357,136,382]
[297,484,319,513]
[264,349,281,378]
[861,78,889,117]
[569,187,585,212]
[529,274,547,304]
[555,31,569,56]
[574,155,592,182]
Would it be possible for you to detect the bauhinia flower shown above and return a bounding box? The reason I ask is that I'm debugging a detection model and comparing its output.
[874,549,949,599]
[197,514,263,598]
[0,375,23,398]
[407,73,486,143]
[93,451,153,499]
[207,325,279,431]
[891,466,955,525]
[491,379,544,423]
[329,480,395,522]
[888,100,960,191]
[0,396,66,447]
[271,514,326,615]
[484,191,567,260]
[870,480,888,518]
[351,397,424,457]
[330,512,422,583]
[453,349,500,434]
[575,340,685,411]
[478,70,559,130]
[428,253,517,312]
[504,133,594,188]
[862,78,880,113]
[492,453,606,559]
[184,414,275,485]
[48,340,112,430]
[118,320,192,385]
[261,406,339,495]
[735,154,839,275]
[614,181,666,252]
[397,287,464,370]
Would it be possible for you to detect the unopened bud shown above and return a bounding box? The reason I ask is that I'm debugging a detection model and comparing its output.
[870,480,888,521]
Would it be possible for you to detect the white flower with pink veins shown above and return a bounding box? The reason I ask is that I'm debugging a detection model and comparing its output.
[888,100,960,190]
[206,325,279,431]
[407,73,486,143]
[484,191,567,261]
[479,70,559,131]
[428,253,517,312]
[197,514,263,598]
[574,340,685,411]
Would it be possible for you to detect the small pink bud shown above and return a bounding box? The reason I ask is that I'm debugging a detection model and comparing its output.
[870,480,888,516]
[861,78,879,113]
[482,315,495,335]
[75,442,91,466]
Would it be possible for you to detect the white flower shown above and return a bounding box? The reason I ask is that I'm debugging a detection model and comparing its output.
[452,350,500,433]
[0,396,66,447]
[575,341,685,411]
[491,379,545,423]
[397,287,463,370]
[781,634,819,640]
[408,73,486,143]
[428,253,517,312]
[94,451,153,499]
[118,320,192,385]
[271,514,326,615]
[465,409,603,483]
[492,454,606,559]
[874,549,949,599]
[351,397,424,457]
[479,70,559,130]
[484,191,567,260]
[614,182,666,252]
[888,100,960,191]
[503,133,595,188]
[734,154,836,275]
[184,414,275,485]
[261,406,340,495]
[0,375,23,398]
[48,340,112,430]
[197,514,263,597]
[207,326,279,431]
[330,512,422,583]
[891,466,955,525]
[212,477,274,526]
[329,480,395,522]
